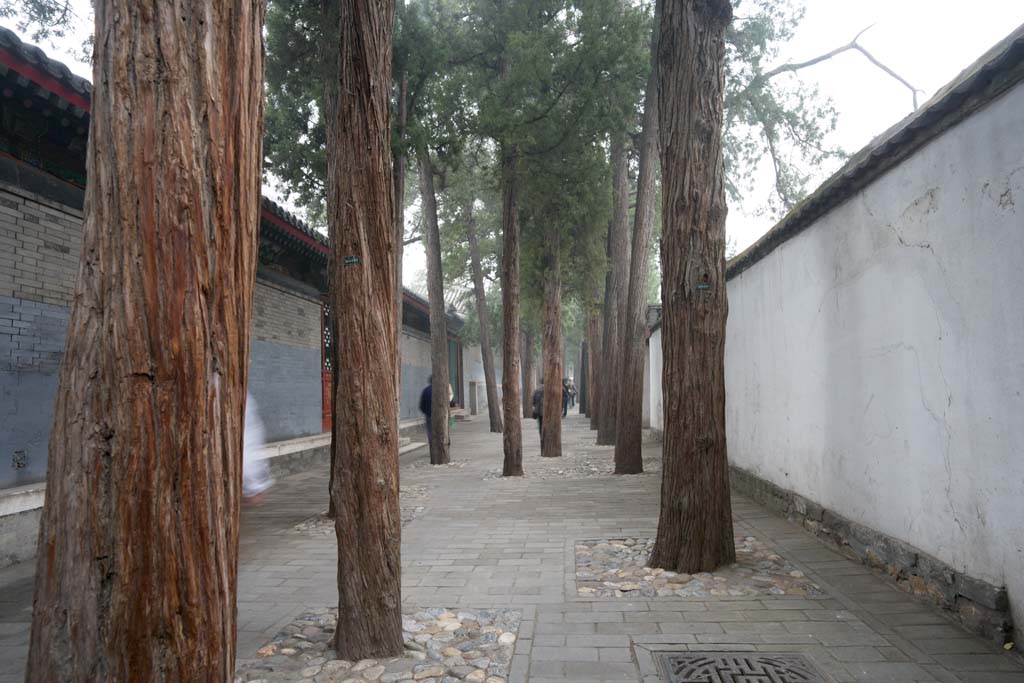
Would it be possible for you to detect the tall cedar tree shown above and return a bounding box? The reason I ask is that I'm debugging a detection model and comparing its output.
[649,0,736,573]
[521,329,535,420]
[437,159,504,435]
[614,0,662,474]
[540,225,563,458]
[578,340,589,414]
[499,144,523,476]
[464,205,504,432]
[326,0,404,659]
[419,150,451,464]
[26,1,265,679]
[585,301,598,421]
[587,292,603,425]
[394,60,409,417]
[596,135,632,444]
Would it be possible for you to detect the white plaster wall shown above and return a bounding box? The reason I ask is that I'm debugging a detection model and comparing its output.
[648,328,663,432]
[463,344,487,415]
[642,342,651,428]
[725,83,1024,637]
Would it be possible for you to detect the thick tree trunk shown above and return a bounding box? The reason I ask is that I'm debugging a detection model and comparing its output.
[466,211,503,432]
[578,340,588,415]
[597,136,631,444]
[500,145,523,477]
[26,2,264,680]
[614,0,662,475]
[325,0,403,660]
[521,330,534,420]
[587,292,603,426]
[648,0,735,574]
[418,150,451,465]
[540,227,563,458]
[394,72,408,420]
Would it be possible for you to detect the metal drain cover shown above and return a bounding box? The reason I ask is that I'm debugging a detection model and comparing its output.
[659,652,828,682]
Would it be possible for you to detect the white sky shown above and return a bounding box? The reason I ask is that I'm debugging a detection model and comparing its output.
[10,0,1024,283]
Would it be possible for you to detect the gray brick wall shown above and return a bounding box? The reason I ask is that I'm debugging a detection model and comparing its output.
[0,186,334,487]
[252,279,321,349]
[0,185,82,306]
[248,340,322,442]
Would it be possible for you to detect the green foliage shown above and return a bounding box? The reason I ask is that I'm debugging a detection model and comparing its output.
[1,0,74,41]
[723,0,847,214]
[259,0,855,331]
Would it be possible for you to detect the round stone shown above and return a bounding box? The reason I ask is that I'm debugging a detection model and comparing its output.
[362,664,386,681]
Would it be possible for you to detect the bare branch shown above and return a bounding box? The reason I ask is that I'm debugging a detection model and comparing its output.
[758,24,923,110]
[851,44,922,108]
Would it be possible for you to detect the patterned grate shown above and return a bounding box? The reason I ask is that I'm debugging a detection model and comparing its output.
[659,652,828,683]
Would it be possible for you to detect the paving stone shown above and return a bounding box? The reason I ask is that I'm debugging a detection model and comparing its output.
[0,415,1021,682]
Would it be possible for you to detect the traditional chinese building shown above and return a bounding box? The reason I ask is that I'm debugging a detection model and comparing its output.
[0,27,479,565]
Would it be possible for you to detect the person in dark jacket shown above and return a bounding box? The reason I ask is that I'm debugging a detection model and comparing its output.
[561,378,571,417]
[419,376,433,446]
[531,378,544,436]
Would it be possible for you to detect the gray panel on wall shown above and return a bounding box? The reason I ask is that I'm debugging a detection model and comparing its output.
[1,296,70,488]
[247,339,322,442]
[400,363,431,422]
[0,370,59,488]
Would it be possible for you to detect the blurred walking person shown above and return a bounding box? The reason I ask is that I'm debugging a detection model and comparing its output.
[242,392,273,505]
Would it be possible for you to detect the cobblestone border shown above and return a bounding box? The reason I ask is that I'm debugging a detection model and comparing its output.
[566,536,828,604]
[729,466,1013,645]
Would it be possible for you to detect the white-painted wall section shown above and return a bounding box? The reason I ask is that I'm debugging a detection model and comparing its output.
[726,83,1024,637]
[648,328,663,432]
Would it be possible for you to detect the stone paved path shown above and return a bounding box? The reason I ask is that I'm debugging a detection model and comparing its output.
[0,412,1022,682]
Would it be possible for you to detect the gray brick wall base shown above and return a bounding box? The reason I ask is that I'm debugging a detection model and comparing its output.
[0,506,40,568]
[729,465,1013,646]
[265,444,329,480]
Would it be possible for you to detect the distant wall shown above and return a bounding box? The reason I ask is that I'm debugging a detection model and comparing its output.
[648,328,663,433]
[462,344,488,416]
[642,342,650,428]
[400,329,432,422]
[248,278,323,442]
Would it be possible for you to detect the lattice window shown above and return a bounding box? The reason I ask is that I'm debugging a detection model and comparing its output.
[321,303,333,370]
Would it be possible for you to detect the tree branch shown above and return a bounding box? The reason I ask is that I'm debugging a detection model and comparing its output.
[758,25,923,110]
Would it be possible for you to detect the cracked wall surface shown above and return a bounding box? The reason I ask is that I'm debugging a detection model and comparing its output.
[657,80,1024,642]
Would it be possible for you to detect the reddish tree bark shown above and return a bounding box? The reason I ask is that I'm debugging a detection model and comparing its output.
[26,2,265,680]
[648,0,736,574]
[578,340,589,415]
[597,135,631,444]
[540,225,563,458]
[466,209,503,432]
[587,293,603,426]
[500,145,524,477]
[418,150,451,465]
[394,70,409,416]
[325,0,403,659]
[521,329,535,420]
[614,0,662,475]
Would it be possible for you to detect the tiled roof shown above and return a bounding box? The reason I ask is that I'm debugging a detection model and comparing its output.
[0,25,91,101]
[0,26,468,327]
[260,196,327,247]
